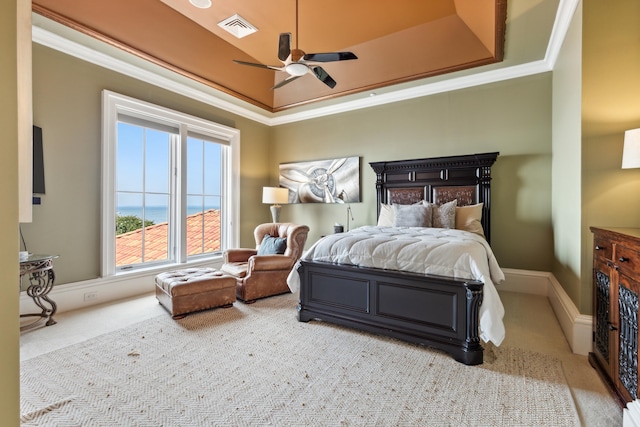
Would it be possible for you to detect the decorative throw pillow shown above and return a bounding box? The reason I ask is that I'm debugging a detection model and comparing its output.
[424,199,457,229]
[392,203,432,227]
[455,203,485,237]
[377,203,395,227]
[257,235,287,255]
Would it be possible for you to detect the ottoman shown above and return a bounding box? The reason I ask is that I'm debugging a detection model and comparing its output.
[155,267,236,318]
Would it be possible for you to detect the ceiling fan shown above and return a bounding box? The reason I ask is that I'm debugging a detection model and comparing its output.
[232,1,357,89]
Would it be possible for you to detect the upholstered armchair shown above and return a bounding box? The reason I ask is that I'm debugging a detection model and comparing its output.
[221,223,310,303]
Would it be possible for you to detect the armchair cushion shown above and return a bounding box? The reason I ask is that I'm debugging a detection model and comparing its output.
[257,235,287,255]
[220,262,248,278]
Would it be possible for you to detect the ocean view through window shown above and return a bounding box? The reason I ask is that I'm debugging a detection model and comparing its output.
[102,90,240,276]
[116,205,220,224]
[115,121,172,266]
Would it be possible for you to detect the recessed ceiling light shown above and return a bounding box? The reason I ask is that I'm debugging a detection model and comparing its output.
[189,0,212,8]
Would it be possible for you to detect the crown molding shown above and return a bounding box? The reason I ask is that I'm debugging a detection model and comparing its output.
[270,60,553,125]
[32,0,578,126]
[31,25,272,126]
[544,0,581,68]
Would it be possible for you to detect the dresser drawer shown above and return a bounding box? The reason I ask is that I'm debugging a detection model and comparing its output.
[615,244,640,277]
[594,237,613,261]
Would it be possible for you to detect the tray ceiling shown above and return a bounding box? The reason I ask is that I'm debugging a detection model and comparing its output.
[32,0,507,112]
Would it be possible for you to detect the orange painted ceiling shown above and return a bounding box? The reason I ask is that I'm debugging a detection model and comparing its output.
[32,0,507,112]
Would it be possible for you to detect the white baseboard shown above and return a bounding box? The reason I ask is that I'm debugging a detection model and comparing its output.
[22,264,591,356]
[502,268,591,356]
[20,259,224,316]
[500,268,550,295]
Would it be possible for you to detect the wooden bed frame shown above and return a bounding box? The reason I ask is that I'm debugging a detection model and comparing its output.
[296,152,499,365]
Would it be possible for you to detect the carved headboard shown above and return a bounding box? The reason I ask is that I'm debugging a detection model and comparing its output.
[369,152,499,243]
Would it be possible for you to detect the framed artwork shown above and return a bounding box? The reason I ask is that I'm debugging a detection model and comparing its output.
[279,156,360,203]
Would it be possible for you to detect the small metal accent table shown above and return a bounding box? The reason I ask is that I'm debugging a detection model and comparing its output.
[20,254,58,329]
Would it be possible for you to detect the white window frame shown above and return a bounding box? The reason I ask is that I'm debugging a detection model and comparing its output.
[101,90,240,277]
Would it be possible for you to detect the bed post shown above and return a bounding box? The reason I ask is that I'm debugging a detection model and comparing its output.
[371,162,386,220]
[458,282,484,365]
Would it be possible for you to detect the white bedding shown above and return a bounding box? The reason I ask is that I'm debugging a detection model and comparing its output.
[287,226,505,346]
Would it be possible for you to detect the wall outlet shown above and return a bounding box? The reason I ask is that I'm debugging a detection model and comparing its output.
[84,292,98,301]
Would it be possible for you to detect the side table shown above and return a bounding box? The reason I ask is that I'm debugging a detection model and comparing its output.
[20,254,58,329]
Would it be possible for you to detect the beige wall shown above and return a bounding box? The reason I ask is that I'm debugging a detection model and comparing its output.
[28,40,557,282]
[28,43,557,285]
[272,74,554,271]
[25,44,271,285]
[551,2,583,310]
[581,0,640,312]
[1,0,24,424]
[36,2,640,319]
[10,1,640,421]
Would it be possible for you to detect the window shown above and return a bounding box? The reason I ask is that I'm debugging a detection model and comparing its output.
[186,135,223,257]
[102,90,239,276]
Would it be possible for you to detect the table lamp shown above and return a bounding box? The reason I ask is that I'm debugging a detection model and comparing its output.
[262,187,289,223]
[622,128,640,169]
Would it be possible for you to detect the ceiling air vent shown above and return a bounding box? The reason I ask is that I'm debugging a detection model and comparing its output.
[217,14,257,39]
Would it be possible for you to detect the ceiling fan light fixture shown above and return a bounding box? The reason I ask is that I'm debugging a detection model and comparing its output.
[285,63,308,76]
[189,0,211,8]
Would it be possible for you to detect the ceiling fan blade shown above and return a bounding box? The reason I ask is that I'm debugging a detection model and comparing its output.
[278,33,292,62]
[311,66,337,89]
[232,60,282,71]
[272,75,302,90]
[303,52,358,62]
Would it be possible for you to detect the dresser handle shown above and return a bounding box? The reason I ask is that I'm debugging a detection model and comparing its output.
[619,257,629,263]
[595,245,602,251]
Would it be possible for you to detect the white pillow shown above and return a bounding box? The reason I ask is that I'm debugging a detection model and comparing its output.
[392,203,432,227]
[423,199,457,229]
[377,203,395,227]
[380,200,484,235]
[455,203,485,237]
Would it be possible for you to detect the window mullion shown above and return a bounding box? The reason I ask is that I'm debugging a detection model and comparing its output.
[200,141,206,254]
[177,125,188,263]
[141,127,147,263]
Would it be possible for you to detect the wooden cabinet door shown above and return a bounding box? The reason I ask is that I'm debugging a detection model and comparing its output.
[617,271,640,401]
[593,258,616,379]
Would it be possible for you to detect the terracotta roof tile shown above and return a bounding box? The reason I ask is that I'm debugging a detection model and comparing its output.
[116,209,221,266]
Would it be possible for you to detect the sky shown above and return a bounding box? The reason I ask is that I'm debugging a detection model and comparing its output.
[116,122,222,211]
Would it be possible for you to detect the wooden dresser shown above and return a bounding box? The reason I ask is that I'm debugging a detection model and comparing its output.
[590,227,640,406]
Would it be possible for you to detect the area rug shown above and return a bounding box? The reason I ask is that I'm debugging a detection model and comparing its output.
[21,293,580,426]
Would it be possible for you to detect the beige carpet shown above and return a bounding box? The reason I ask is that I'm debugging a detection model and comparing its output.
[21,293,580,426]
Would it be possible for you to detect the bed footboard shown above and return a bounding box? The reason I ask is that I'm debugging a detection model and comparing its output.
[296,260,484,365]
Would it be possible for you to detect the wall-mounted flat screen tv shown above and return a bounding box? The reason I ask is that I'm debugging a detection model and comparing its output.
[33,125,45,194]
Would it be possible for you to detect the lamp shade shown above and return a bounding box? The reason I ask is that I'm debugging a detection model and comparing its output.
[622,128,640,169]
[262,187,289,204]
